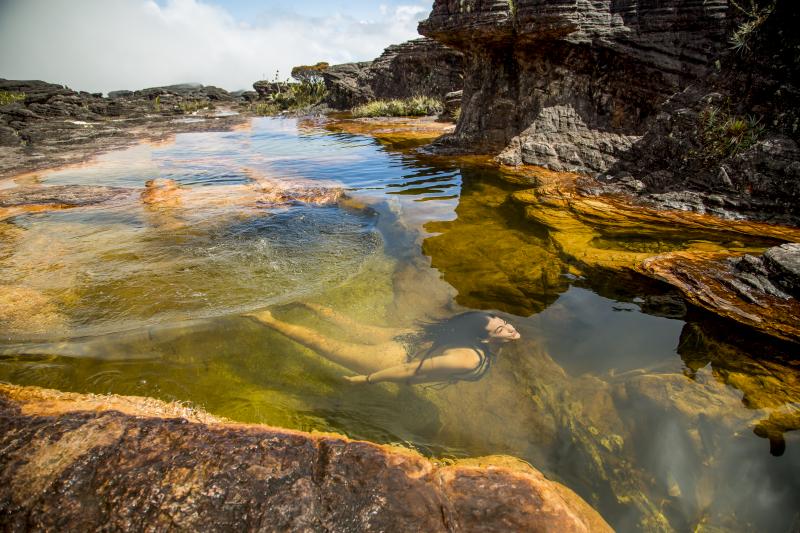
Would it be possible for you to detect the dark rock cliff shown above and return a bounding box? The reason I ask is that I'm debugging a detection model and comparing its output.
[322,38,464,109]
[419,0,800,222]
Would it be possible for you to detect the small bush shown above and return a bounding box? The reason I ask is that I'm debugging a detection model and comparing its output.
[250,102,281,116]
[699,106,764,158]
[0,91,26,106]
[250,80,327,116]
[351,96,444,118]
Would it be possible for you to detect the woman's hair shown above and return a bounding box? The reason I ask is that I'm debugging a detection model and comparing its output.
[411,311,497,360]
[404,311,499,383]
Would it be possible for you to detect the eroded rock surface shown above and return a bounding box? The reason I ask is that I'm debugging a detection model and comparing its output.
[418,0,800,222]
[322,38,464,110]
[0,79,249,179]
[0,384,611,532]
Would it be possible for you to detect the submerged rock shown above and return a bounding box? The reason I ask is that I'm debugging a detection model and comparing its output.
[0,184,131,208]
[0,384,611,532]
[0,285,67,337]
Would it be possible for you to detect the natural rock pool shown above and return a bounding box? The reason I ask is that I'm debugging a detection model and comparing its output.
[1,117,798,532]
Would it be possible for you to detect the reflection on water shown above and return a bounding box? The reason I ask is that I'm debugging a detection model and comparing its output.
[1,117,799,532]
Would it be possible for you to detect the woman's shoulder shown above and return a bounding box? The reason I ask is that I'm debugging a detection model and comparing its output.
[437,346,484,364]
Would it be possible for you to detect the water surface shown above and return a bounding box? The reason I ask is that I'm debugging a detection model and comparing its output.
[1,117,798,532]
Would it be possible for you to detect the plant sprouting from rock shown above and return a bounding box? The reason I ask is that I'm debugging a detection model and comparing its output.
[352,96,444,118]
[729,0,775,54]
[699,106,764,158]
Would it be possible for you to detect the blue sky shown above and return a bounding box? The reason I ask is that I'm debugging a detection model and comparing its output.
[0,0,432,93]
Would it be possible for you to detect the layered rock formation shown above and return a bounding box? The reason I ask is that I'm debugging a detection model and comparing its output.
[419,0,800,222]
[0,384,611,532]
[322,38,464,109]
[0,79,248,178]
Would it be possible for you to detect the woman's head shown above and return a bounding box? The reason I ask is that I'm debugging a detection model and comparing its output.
[421,311,520,349]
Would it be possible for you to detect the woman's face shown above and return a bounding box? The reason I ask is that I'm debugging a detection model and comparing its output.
[485,316,521,342]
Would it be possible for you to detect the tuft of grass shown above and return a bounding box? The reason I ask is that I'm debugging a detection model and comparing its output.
[153,95,161,113]
[179,100,214,114]
[0,91,26,106]
[699,106,765,158]
[351,96,444,118]
[249,102,282,116]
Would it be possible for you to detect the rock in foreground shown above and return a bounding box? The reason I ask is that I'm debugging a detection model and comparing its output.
[0,384,611,532]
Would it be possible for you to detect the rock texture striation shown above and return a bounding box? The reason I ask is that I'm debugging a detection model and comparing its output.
[0,384,611,532]
[322,38,464,109]
[0,79,248,178]
[419,0,800,222]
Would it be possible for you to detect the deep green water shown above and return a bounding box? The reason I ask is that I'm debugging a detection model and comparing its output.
[0,117,798,532]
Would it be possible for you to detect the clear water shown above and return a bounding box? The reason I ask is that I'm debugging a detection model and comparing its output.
[1,117,798,532]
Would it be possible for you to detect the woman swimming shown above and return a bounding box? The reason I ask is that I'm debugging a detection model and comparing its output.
[244,303,520,385]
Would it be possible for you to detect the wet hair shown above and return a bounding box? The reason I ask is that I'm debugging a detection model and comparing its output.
[418,312,495,350]
[403,311,500,384]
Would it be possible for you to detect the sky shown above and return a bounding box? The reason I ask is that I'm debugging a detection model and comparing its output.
[0,0,432,94]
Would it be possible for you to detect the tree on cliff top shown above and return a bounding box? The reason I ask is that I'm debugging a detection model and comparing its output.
[291,62,330,84]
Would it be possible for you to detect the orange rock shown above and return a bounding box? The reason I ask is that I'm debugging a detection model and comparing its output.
[0,383,612,532]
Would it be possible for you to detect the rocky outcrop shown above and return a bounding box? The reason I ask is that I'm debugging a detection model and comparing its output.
[0,384,611,532]
[640,246,800,343]
[0,79,249,178]
[322,38,464,109]
[504,166,800,342]
[419,0,800,222]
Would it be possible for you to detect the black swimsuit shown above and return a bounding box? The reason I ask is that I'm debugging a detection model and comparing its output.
[407,341,494,385]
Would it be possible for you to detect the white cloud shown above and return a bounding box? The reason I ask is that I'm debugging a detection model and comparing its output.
[0,0,431,93]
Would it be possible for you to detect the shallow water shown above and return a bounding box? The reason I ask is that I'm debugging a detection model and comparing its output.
[1,117,798,532]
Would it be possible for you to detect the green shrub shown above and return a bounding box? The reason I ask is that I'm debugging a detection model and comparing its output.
[729,0,775,54]
[699,106,764,158]
[250,80,327,116]
[249,102,281,116]
[0,91,26,106]
[351,96,444,118]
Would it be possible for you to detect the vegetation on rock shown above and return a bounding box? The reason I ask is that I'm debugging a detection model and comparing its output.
[352,96,444,118]
[0,91,25,106]
[698,105,764,158]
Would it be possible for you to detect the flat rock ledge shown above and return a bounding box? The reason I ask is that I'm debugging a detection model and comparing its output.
[0,384,611,532]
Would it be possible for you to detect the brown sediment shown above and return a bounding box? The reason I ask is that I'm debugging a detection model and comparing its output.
[0,383,612,532]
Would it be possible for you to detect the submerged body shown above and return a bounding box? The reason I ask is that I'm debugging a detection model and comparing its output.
[245,304,520,385]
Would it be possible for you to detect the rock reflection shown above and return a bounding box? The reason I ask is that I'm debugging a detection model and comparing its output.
[422,168,570,316]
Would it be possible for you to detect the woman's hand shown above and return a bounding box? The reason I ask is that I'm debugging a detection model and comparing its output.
[343,374,369,384]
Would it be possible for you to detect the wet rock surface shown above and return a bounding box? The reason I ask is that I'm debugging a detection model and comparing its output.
[418,0,800,222]
[0,383,611,532]
[322,38,464,110]
[0,79,249,179]
[640,250,800,344]
[503,166,800,342]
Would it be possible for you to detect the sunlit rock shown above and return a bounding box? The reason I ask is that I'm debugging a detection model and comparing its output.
[0,383,611,532]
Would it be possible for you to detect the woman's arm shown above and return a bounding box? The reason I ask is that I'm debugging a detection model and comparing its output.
[345,348,481,385]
